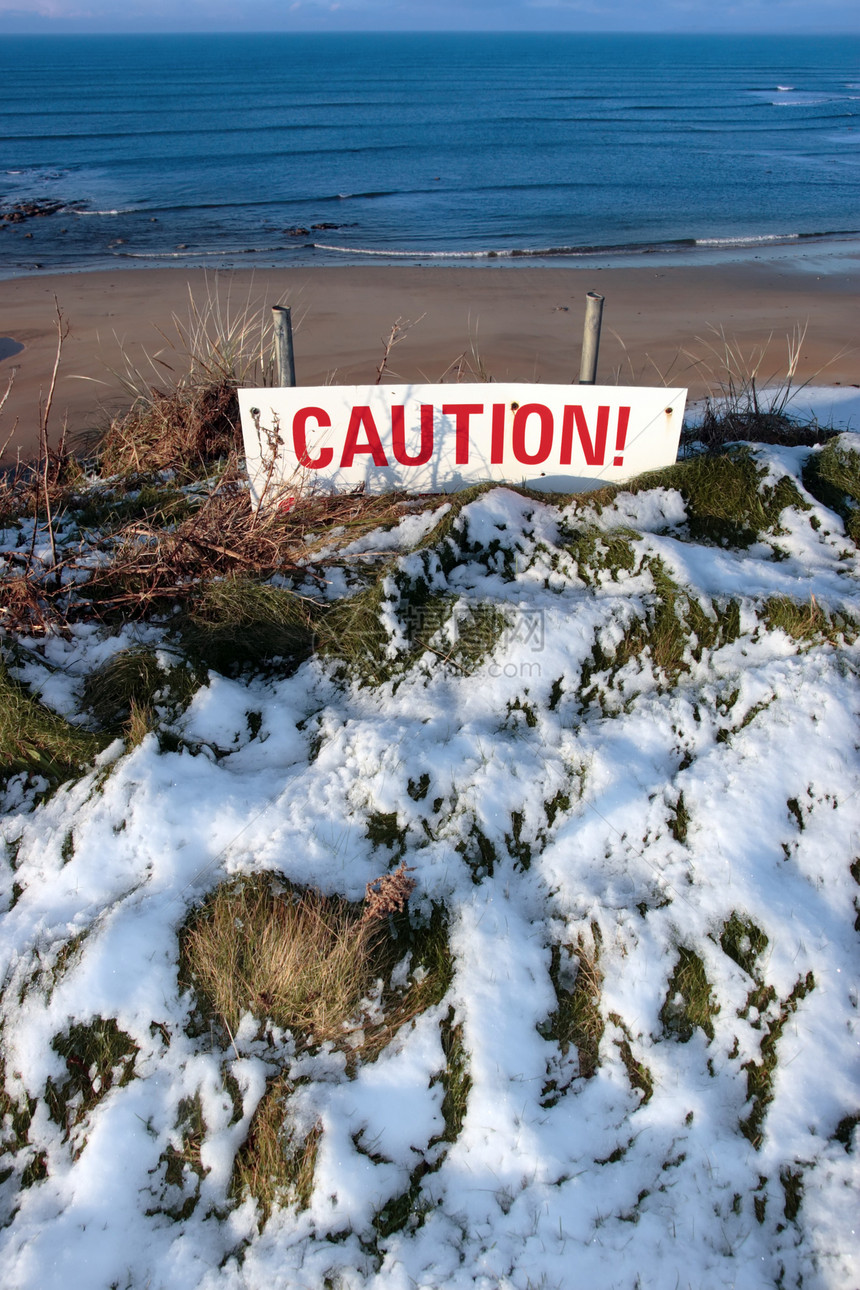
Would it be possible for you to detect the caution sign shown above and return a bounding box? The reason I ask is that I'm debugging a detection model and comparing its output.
[238,383,685,504]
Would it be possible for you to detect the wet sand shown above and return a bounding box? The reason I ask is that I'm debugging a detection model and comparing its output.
[1,262,857,462]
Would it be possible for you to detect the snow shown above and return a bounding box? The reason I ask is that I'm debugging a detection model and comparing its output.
[1,401,859,1289]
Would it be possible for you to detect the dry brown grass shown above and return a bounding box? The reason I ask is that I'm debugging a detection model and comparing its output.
[99,380,241,477]
[95,280,281,475]
[180,872,412,1043]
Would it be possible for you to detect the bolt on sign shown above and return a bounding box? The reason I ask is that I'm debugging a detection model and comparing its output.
[237,384,686,506]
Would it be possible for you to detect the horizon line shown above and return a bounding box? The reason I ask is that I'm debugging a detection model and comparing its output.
[2,26,859,36]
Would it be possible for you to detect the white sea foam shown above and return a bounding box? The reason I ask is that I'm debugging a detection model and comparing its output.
[696,233,799,246]
[119,247,265,260]
[313,242,498,258]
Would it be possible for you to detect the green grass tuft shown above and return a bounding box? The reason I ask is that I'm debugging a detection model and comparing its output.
[582,450,809,549]
[154,1091,210,1221]
[667,792,691,845]
[720,913,769,979]
[230,1077,320,1225]
[659,947,719,1043]
[759,595,857,646]
[0,658,106,789]
[435,1007,472,1144]
[72,482,198,533]
[802,440,860,545]
[82,646,202,730]
[740,971,815,1149]
[560,522,640,586]
[365,810,408,857]
[181,578,315,672]
[542,930,604,1084]
[45,1018,138,1144]
[314,582,392,682]
[611,1020,654,1104]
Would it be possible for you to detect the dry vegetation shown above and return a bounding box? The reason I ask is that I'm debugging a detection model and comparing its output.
[181,865,417,1045]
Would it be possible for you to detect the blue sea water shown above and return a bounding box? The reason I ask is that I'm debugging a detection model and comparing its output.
[0,31,858,277]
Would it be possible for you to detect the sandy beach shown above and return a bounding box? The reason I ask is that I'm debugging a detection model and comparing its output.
[1,261,858,463]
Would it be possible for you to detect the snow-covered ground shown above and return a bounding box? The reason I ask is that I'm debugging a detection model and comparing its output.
[1,392,859,1289]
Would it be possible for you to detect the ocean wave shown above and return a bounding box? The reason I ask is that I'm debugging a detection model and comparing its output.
[313,242,632,260]
[334,190,395,200]
[695,233,800,246]
[116,247,271,259]
[313,243,497,259]
[4,166,66,180]
[74,207,140,216]
[314,228,860,261]
[772,94,834,107]
[314,239,692,260]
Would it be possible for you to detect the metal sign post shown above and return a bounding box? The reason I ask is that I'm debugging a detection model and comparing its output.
[579,292,605,385]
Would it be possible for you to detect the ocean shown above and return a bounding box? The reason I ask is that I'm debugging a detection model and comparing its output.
[1,31,858,278]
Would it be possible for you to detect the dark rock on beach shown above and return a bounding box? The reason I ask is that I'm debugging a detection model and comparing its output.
[0,199,68,224]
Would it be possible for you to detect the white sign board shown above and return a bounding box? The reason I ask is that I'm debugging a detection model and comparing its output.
[238,384,685,504]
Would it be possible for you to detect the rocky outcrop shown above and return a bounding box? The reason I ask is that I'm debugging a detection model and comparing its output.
[0,199,68,224]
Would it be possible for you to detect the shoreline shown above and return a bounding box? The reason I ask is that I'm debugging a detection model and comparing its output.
[1,261,858,463]
[3,229,859,286]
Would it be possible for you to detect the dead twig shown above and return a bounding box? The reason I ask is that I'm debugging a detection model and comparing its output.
[375,315,425,384]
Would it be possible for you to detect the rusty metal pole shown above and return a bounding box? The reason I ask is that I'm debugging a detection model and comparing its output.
[272,305,296,387]
[578,291,604,385]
